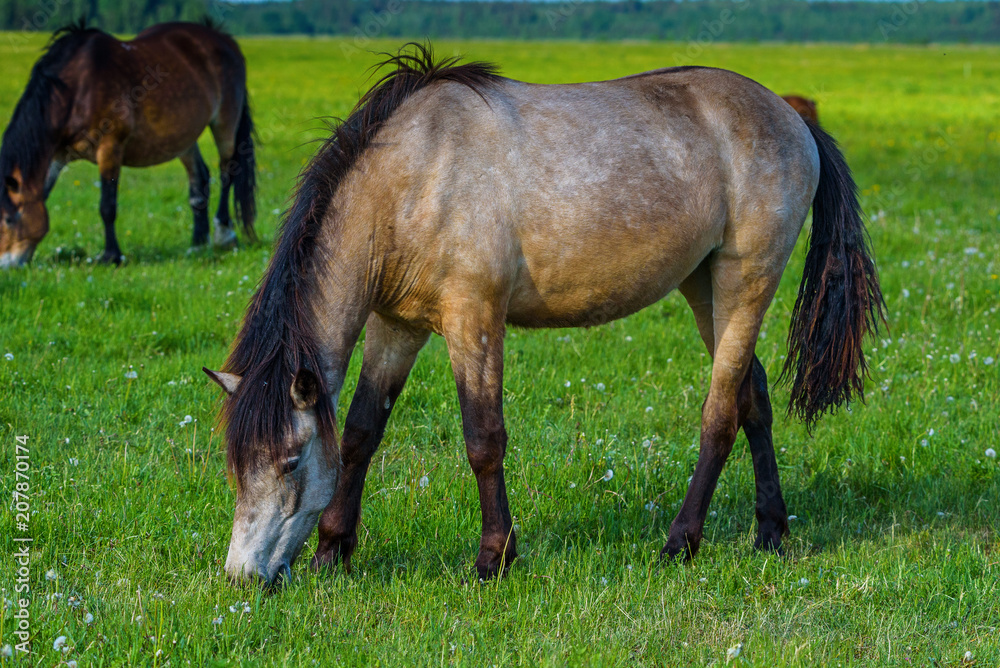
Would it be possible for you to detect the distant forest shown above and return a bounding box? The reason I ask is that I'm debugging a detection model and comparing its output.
[2,0,999,43]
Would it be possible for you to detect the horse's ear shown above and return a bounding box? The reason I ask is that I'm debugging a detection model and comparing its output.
[290,368,319,410]
[203,367,241,395]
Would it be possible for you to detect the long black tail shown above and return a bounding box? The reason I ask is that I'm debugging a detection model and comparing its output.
[781,121,886,427]
[232,96,257,240]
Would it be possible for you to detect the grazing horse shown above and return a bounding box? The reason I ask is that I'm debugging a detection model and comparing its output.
[0,20,256,268]
[782,95,819,123]
[205,45,884,586]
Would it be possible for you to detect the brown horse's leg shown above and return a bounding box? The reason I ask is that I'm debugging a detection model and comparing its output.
[443,301,516,580]
[665,252,778,560]
[313,313,429,573]
[210,128,237,248]
[679,261,788,553]
[179,145,211,247]
[95,142,124,264]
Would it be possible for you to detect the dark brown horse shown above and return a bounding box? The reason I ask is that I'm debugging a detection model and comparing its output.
[0,20,256,268]
[205,46,884,586]
[782,95,819,123]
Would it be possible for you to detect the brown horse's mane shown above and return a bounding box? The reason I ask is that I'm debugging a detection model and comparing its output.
[0,20,100,216]
[221,43,500,480]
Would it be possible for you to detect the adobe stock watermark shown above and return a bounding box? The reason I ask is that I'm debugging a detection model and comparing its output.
[341,0,412,59]
[867,125,959,215]
[6,0,74,52]
[7,435,33,657]
[877,0,929,41]
[673,0,753,66]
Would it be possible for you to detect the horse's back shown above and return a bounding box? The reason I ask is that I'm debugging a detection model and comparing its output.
[362,67,819,330]
[62,22,246,166]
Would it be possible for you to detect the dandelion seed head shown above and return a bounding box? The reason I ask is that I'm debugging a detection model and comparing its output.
[985,448,996,459]
[53,636,67,652]
[602,469,614,482]
[419,475,429,488]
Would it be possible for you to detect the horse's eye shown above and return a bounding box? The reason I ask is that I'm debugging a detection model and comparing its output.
[280,457,300,476]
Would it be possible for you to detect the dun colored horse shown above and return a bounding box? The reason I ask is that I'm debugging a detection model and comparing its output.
[0,21,256,268]
[205,45,884,586]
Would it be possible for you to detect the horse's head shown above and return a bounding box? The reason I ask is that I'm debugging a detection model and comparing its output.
[1,167,49,268]
[204,367,338,587]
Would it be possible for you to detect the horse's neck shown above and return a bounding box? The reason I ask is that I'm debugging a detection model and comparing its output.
[309,212,377,399]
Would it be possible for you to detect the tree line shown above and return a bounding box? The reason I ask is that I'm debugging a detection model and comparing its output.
[2,0,998,43]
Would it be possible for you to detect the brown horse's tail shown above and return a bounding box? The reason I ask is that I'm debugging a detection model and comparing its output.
[780,121,886,427]
[232,96,257,240]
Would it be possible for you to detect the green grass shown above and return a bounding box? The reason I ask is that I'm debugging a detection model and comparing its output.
[1,35,998,666]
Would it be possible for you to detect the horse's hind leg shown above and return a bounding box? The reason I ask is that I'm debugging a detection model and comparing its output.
[742,356,788,552]
[442,296,516,580]
[678,260,789,554]
[313,313,429,573]
[665,249,786,560]
[179,145,211,247]
[209,125,237,248]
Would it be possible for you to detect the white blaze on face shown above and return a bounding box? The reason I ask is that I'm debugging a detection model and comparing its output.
[223,408,338,585]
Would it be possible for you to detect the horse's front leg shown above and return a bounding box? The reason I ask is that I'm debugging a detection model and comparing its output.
[313,314,429,573]
[96,142,124,265]
[443,302,516,580]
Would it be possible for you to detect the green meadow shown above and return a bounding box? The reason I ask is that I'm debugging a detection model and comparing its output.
[0,35,998,666]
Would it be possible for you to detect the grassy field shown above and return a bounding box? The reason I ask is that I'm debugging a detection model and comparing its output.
[0,34,998,666]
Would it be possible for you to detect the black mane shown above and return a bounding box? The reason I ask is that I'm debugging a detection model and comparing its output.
[221,43,500,480]
[0,21,103,215]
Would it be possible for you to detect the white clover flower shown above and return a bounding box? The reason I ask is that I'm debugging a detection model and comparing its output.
[419,475,429,488]
[964,651,974,662]
[46,569,58,581]
[67,661,78,668]
[595,382,605,391]
[799,578,809,586]
[727,644,742,660]
[568,482,576,489]
[602,469,613,482]
[53,636,67,651]
[84,612,94,624]
[3,353,12,361]
[564,380,571,388]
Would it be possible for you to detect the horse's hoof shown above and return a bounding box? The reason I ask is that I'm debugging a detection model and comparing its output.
[213,221,238,249]
[660,528,701,562]
[96,251,124,265]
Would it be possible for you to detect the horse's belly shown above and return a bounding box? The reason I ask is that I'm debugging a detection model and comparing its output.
[505,243,706,328]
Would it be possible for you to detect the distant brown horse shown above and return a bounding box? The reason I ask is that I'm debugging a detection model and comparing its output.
[782,95,819,123]
[0,20,256,268]
[205,46,884,586]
